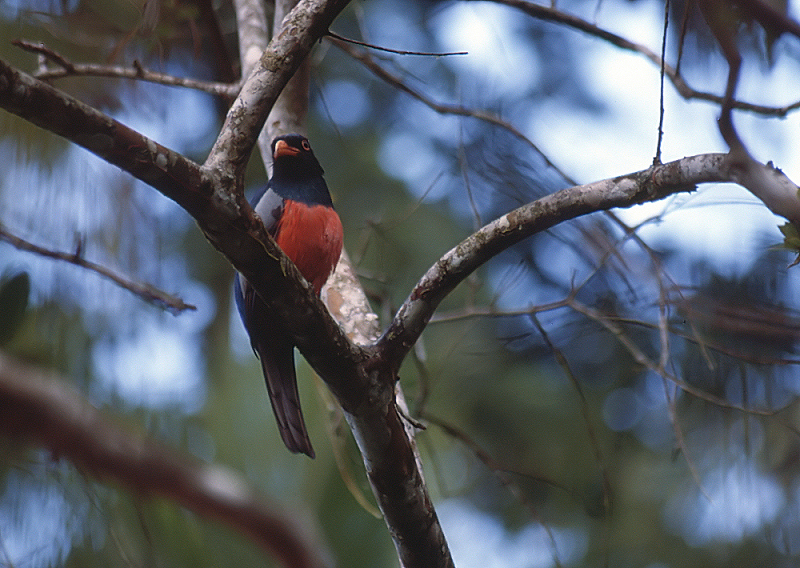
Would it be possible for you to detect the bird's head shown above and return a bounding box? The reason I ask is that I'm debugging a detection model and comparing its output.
[271,134,324,177]
[269,134,332,206]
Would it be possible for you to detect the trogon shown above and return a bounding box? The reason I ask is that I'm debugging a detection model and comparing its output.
[235,134,344,458]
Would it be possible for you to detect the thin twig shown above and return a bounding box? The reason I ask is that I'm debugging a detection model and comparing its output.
[327,31,467,56]
[654,0,669,165]
[529,315,612,567]
[330,37,575,182]
[0,226,196,314]
[567,297,779,416]
[650,223,708,496]
[430,299,570,324]
[530,315,613,514]
[12,39,240,98]
[410,341,432,418]
[422,412,565,568]
[602,210,718,370]
[458,125,482,229]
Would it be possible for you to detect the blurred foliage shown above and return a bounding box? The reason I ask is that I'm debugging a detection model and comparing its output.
[0,271,30,346]
[2,0,800,567]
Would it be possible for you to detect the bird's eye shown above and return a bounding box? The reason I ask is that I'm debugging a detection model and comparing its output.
[301,140,311,151]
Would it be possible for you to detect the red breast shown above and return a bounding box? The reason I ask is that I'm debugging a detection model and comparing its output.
[276,199,344,294]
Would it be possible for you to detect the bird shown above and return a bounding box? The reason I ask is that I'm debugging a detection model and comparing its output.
[234,134,343,458]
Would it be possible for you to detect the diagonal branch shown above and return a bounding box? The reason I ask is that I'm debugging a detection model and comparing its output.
[0,15,367,408]
[422,412,566,565]
[0,225,196,314]
[566,297,780,415]
[0,60,211,215]
[0,351,332,568]
[331,37,570,180]
[11,39,240,98]
[375,152,798,374]
[204,0,350,180]
[484,0,800,117]
[326,31,468,56]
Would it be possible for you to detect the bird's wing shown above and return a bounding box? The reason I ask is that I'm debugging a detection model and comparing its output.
[252,185,284,234]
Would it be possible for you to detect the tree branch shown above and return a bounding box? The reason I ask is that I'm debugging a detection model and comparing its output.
[376,152,797,374]
[0,60,212,216]
[484,0,800,117]
[331,37,571,182]
[11,39,239,98]
[204,0,350,180]
[0,351,332,568]
[566,297,780,415]
[0,13,367,408]
[251,2,454,565]
[326,31,468,56]
[0,225,196,314]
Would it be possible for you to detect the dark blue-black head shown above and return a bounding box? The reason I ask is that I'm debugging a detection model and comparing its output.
[269,134,333,207]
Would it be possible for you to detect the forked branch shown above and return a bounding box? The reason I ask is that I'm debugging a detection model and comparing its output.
[376,153,799,374]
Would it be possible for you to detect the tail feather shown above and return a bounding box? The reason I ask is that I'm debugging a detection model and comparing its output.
[258,338,315,458]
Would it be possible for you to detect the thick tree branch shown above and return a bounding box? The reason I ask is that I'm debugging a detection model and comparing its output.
[204,0,349,181]
[0,352,331,568]
[376,153,799,373]
[325,254,453,568]
[0,60,212,216]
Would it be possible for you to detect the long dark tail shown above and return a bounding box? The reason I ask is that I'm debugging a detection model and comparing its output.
[257,337,315,458]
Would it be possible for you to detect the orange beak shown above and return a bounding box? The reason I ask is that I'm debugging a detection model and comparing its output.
[273,139,301,159]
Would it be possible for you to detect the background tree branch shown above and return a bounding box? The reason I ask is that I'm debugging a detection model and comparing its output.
[0,352,331,568]
[486,0,800,116]
[0,225,195,313]
[11,39,240,98]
